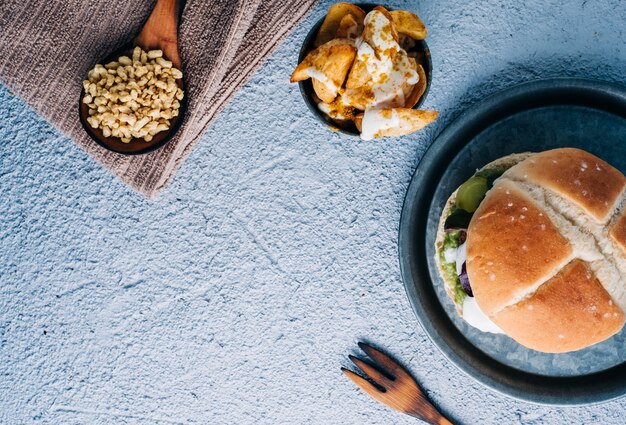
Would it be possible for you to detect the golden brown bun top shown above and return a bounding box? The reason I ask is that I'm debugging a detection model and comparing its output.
[468,180,573,315]
[433,153,533,314]
[504,148,626,222]
[466,148,626,353]
[494,260,624,353]
[609,209,626,254]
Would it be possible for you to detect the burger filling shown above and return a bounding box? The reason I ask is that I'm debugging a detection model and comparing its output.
[439,168,506,305]
[440,230,469,305]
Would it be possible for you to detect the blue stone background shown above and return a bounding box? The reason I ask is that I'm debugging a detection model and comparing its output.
[1,0,625,423]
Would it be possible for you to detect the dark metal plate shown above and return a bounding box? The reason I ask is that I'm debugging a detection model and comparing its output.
[398,78,626,405]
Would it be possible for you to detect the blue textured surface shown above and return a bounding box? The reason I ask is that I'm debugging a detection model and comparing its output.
[2,0,626,423]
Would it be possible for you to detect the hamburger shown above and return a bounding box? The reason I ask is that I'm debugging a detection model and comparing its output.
[435,148,626,353]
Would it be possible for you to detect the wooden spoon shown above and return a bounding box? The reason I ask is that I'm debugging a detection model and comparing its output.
[79,0,186,155]
[135,0,183,70]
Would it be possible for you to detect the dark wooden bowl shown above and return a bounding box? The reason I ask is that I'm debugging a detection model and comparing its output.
[78,46,187,155]
[79,0,186,155]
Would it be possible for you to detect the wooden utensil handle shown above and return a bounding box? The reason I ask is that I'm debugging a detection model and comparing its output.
[410,413,453,425]
[408,408,454,424]
[135,0,183,68]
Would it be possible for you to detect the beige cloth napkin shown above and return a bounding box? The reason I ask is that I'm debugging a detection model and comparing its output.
[0,0,316,197]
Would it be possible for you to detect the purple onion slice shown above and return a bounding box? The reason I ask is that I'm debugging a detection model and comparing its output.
[459,262,473,297]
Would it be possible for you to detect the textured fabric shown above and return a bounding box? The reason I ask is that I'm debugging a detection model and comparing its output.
[0,0,316,197]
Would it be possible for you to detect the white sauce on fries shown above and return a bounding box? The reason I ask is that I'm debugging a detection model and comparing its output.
[305,67,339,94]
[360,108,399,140]
[318,102,348,120]
[359,11,418,106]
[338,10,420,139]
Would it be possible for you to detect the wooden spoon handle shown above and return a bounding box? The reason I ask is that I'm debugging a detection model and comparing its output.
[135,0,183,69]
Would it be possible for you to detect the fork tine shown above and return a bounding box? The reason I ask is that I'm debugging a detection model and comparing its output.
[348,344,453,424]
[342,367,391,407]
[349,355,395,384]
[358,342,413,383]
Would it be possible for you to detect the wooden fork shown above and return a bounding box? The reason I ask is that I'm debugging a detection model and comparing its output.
[342,342,453,425]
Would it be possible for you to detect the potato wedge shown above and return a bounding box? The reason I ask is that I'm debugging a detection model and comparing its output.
[322,37,357,48]
[291,40,356,103]
[319,97,358,122]
[354,113,364,132]
[315,3,366,47]
[390,10,427,40]
[372,7,393,23]
[391,108,438,137]
[361,108,438,139]
[336,13,362,39]
[404,64,427,108]
[361,7,399,62]
[342,85,375,111]
[312,78,337,103]
[290,40,356,96]
[401,56,418,93]
[372,6,398,41]
[345,58,371,89]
